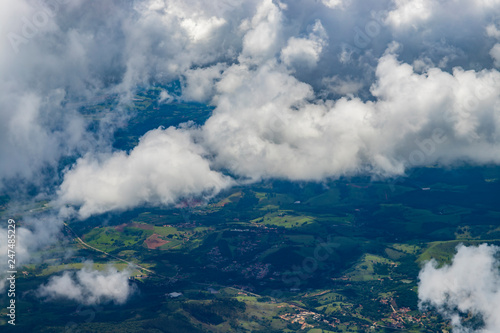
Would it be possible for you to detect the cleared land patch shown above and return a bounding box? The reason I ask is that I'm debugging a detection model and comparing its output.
[145,233,169,249]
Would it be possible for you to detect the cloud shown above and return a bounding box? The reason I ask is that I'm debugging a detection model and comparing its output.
[488,24,500,67]
[320,0,347,9]
[418,244,500,333]
[281,20,328,69]
[321,76,364,96]
[181,15,227,43]
[37,263,135,305]
[0,214,67,292]
[57,126,233,219]
[181,64,227,102]
[385,0,433,28]
[486,23,500,39]
[202,49,500,182]
[239,0,284,64]
[386,0,500,31]
[158,89,174,104]
[490,44,500,67]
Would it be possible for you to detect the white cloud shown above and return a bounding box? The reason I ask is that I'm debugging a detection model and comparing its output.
[321,76,364,96]
[0,215,70,292]
[159,89,174,103]
[37,263,135,305]
[490,43,500,67]
[201,50,500,181]
[321,0,347,9]
[418,244,500,333]
[486,23,500,39]
[385,0,433,28]
[474,0,500,7]
[181,64,226,102]
[281,20,328,69]
[239,0,284,64]
[181,16,227,43]
[57,126,233,219]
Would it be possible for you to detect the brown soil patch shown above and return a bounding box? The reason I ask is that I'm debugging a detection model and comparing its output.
[132,222,154,230]
[114,223,128,232]
[144,234,169,249]
[114,222,154,232]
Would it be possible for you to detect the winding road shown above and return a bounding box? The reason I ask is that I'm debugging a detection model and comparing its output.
[63,222,157,276]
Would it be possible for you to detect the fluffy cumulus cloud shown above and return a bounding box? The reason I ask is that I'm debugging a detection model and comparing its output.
[487,22,500,67]
[238,0,284,64]
[281,20,328,69]
[321,0,347,9]
[418,244,500,332]
[181,64,227,102]
[37,263,135,305]
[385,0,433,28]
[202,49,500,181]
[386,0,500,30]
[490,44,500,67]
[57,126,233,219]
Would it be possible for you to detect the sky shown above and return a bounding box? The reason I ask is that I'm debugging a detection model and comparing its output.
[1,0,500,314]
